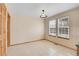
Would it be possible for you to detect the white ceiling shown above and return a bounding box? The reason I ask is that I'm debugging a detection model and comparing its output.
[6,3,79,17]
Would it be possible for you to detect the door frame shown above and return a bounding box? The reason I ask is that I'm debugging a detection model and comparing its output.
[7,13,10,47]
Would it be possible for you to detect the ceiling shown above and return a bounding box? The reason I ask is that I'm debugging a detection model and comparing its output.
[6,3,79,17]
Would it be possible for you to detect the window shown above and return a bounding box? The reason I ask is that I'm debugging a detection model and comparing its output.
[48,16,69,39]
[57,16,69,38]
[49,20,56,36]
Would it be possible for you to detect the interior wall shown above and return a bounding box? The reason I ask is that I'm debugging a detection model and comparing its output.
[45,7,79,50]
[10,16,44,45]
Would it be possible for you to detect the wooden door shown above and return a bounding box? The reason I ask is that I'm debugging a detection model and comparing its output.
[0,4,2,56]
[1,4,7,56]
[0,3,10,56]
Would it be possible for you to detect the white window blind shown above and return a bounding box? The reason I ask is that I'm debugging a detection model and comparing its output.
[58,16,69,38]
[49,20,56,36]
[48,16,69,39]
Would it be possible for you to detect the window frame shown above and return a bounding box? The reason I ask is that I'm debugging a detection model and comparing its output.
[57,16,69,39]
[48,19,57,37]
[48,16,70,39]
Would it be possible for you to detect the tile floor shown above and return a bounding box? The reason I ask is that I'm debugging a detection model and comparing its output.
[7,40,76,56]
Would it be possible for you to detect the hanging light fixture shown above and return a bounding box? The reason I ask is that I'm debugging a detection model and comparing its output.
[40,10,47,19]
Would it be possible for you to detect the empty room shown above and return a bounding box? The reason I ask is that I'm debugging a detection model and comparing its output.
[0,3,79,56]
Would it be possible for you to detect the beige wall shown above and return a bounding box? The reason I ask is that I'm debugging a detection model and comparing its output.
[10,16,44,45]
[45,7,79,50]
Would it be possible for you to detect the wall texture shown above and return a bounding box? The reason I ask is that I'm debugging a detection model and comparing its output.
[45,7,79,50]
[10,16,44,45]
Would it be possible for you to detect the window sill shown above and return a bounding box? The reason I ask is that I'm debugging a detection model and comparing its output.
[57,36,69,40]
[48,34,57,37]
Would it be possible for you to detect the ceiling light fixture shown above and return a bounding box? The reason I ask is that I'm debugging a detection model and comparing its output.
[40,10,47,19]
